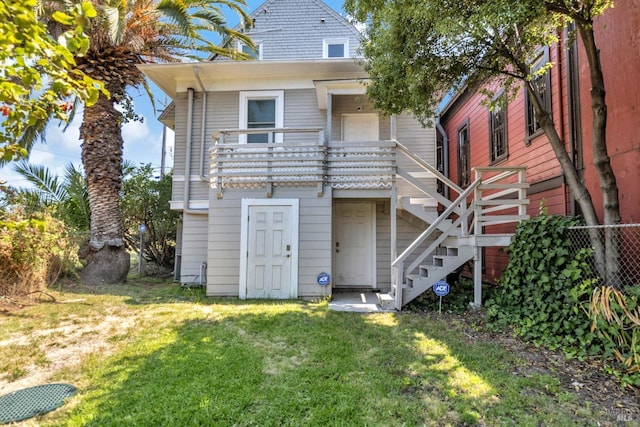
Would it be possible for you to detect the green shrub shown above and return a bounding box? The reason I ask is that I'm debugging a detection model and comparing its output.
[485,212,598,355]
[486,211,640,387]
[0,211,80,296]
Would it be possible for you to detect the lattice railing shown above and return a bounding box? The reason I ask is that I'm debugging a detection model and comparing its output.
[211,128,396,197]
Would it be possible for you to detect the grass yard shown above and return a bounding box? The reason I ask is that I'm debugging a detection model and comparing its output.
[0,280,635,426]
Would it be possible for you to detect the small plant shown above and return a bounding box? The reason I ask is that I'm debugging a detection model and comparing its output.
[589,285,640,387]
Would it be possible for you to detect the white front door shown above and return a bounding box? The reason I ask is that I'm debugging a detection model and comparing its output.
[342,114,379,142]
[333,202,376,288]
[244,202,297,299]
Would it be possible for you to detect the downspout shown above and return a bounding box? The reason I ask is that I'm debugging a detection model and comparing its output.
[183,87,207,215]
[436,118,450,199]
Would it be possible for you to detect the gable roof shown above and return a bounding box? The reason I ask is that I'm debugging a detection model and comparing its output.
[243,0,360,37]
[213,0,362,60]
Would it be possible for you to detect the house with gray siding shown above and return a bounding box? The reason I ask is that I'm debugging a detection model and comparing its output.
[139,0,528,309]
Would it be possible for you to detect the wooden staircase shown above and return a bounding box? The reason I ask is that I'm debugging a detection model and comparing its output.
[378,142,530,310]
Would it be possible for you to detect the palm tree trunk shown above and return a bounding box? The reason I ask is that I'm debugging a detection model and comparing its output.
[79,94,130,284]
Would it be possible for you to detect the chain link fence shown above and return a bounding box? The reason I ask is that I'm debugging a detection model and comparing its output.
[567,223,640,292]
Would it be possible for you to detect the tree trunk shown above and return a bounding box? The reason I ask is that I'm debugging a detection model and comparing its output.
[578,24,622,288]
[527,83,606,279]
[79,94,129,284]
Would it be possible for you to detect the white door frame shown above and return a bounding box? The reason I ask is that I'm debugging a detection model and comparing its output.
[332,201,377,288]
[239,199,299,299]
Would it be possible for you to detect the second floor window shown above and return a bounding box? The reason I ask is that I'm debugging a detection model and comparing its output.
[247,99,276,143]
[239,91,284,143]
[489,100,508,163]
[525,47,551,142]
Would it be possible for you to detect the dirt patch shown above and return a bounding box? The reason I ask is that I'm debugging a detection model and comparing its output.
[0,308,137,396]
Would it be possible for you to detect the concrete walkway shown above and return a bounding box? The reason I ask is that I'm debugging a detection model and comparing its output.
[327,292,395,313]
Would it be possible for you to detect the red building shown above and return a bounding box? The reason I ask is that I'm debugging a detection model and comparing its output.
[439,3,640,281]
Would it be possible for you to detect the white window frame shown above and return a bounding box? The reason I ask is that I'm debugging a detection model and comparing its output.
[238,40,262,60]
[239,90,284,144]
[323,38,349,58]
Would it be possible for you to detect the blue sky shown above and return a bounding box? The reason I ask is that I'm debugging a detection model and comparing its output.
[1,0,346,189]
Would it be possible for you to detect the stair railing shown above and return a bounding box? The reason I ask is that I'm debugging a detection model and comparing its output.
[391,180,479,308]
[391,147,529,308]
[395,142,464,215]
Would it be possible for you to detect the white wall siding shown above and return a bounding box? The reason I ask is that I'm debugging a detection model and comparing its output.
[296,188,332,297]
[206,187,332,298]
[376,203,434,290]
[375,201,391,290]
[179,213,209,286]
[396,112,437,198]
[283,89,326,142]
[330,95,391,141]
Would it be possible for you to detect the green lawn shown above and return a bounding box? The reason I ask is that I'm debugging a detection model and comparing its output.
[0,281,612,426]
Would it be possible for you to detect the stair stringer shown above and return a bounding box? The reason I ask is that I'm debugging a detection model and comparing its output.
[402,241,474,306]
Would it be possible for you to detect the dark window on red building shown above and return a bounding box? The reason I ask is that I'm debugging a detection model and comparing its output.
[457,120,470,187]
[489,98,508,163]
[525,47,551,143]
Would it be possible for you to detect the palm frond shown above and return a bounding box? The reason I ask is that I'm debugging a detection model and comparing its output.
[156,0,197,38]
[103,4,126,45]
[13,162,67,204]
[122,160,137,177]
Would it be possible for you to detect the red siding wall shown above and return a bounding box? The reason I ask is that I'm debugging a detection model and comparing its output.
[440,2,640,281]
[579,4,640,223]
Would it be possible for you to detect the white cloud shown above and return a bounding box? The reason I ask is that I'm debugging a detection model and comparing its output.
[2,86,174,190]
[122,119,152,143]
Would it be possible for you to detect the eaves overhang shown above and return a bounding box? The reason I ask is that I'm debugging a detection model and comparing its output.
[137,58,369,100]
[313,79,369,109]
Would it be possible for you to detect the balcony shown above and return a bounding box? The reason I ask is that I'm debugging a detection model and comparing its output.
[211,128,396,198]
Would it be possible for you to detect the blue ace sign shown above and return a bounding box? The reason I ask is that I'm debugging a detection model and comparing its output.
[317,272,330,286]
[433,280,450,297]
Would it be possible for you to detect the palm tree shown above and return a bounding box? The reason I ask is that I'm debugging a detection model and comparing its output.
[34,0,252,284]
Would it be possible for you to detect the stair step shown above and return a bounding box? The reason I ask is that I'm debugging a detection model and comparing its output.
[406,274,433,285]
[376,292,395,310]
[408,197,438,208]
[418,265,443,277]
[445,246,458,256]
[407,171,436,179]
[406,274,436,290]
[432,254,459,267]
[391,282,411,293]
[457,233,514,247]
